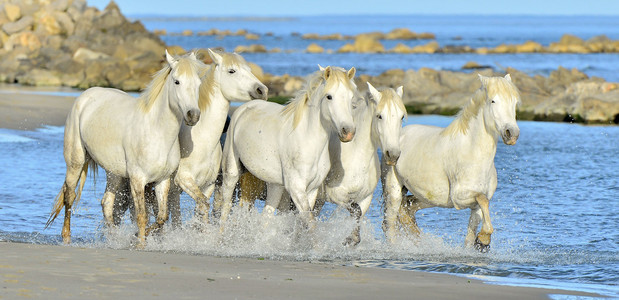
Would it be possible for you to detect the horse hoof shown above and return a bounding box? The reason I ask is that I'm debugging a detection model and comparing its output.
[474,237,490,253]
[343,236,360,247]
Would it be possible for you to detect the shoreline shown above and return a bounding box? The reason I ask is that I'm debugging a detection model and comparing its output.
[0,241,604,299]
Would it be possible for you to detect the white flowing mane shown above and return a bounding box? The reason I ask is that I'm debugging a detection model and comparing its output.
[139,53,204,112]
[442,76,520,136]
[281,67,355,128]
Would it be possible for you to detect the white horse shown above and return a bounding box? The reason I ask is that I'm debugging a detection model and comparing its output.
[46,51,204,248]
[218,66,357,231]
[170,49,267,226]
[382,74,520,252]
[318,82,406,246]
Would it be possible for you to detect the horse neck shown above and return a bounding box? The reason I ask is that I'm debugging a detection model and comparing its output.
[200,75,231,133]
[354,100,377,150]
[145,83,183,136]
[460,108,499,156]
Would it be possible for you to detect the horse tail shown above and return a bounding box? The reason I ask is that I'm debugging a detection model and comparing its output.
[45,161,90,229]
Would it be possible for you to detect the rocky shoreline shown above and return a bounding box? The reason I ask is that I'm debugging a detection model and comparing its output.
[0,0,617,124]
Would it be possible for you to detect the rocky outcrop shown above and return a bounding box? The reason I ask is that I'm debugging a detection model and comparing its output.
[264,67,619,124]
[0,0,166,91]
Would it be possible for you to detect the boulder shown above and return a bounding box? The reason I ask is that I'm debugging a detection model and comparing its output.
[306,43,324,53]
[4,3,21,22]
[352,34,385,53]
[2,15,34,35]
[4,31,41,51]
[515,41,543,53]
[234,44,267,53]
[390,43,413,54]
[462,61,491,69]
[245,33,259,40]
[17,68,62,86]
[73,47,110,64]
[410,41,439,53]
[385,28,418,40]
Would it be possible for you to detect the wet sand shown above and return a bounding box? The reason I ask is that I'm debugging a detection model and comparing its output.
[0,242,602,299]
[0,87,604,299]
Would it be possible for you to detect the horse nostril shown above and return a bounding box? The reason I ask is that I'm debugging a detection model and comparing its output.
[385,150,390,158]
[505,129,511,139]
[256,87,263,95]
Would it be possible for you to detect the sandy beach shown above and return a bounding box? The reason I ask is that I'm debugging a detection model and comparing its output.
[0,87,605,299]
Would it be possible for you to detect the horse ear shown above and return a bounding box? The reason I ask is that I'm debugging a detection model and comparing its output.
[478,74,489,87]
[347,67,356,80]
[323,66,332,80]
[317,64,325,71]
[396,86,404,98]
[189,51,197,60]
[165,50,177,68]
[207,48,223,65]
[367,82,381,105]
[504,74,512,82]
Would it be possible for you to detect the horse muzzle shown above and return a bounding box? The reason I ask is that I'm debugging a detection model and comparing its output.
[339,126,355,143]
[184,109,201,126]
[383,149,400,166]
[250,84,268,100]
[501,126,519,145]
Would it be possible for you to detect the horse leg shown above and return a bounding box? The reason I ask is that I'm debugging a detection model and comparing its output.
[146,179,171,236]
[58,165,82,244]
[175,173,210,226]
[129,176,148,248]
[473,194,493,252]
[344,195,373,247]
[101,174,122,228]
[466,207,482,248]
[239,172,264,209]
[381,165,403,244]
[167,183,182,228]
[399,194,432,236]
[277,190,295,213]
[112,178,132,225]
[219,155,241,229]
[263,183,284,216]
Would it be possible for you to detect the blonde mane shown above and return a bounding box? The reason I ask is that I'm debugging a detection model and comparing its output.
[139,53,205,112]
[442,76,520,136]
[281,67,355,128]
[198,52,248,111]
[376,88,406,115]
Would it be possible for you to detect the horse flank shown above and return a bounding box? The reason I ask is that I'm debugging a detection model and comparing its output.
[442,76,520,136]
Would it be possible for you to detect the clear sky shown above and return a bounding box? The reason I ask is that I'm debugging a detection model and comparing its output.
[87,0,619,16]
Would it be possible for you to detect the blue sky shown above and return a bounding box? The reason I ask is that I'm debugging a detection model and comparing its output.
[88,0,619,16]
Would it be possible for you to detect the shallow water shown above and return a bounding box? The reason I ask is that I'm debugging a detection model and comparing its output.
[0,115,617,297]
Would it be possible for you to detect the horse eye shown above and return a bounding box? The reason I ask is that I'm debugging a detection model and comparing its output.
[326,94,332,100]
[377,114,382,120]
[174,80,180,85]
[228,69,236,74]
[491,100,496,103]
[401,116,404,121]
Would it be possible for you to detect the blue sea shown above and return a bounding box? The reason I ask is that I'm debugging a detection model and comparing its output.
[0,15,617,298]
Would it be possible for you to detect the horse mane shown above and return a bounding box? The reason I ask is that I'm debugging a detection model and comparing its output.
[442,76,520,136]
[198,51,247,111]
[281,67,355,128]
[376,88,406,115]
[139,52,205,112]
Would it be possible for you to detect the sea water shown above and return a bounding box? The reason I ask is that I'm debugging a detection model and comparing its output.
[0,14,618,297]
[0,116,617,297]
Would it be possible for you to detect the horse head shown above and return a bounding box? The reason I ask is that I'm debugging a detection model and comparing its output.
[367,82,406,165]
[207,48,268,101]
[479,74,520,145]
[166,50,203,126]
[319,66,357,142]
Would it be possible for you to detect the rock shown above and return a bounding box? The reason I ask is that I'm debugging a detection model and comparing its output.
[165,45,186,56]
[245,33,259,40]
[73,47,110,64]
[35,11,63,35]
[49,0,72,12]
[2,15,34,35]
[4,3,21,22]
[385,28,418,40]
[4,31,41,51]
[17,68,62,86]
[352,34,385,53]
[153,29,167,35]
[462,61,491,69]
[515,41,543,53]
[249,62,265,82]
[337,43,356,53]
[234,44,267,53]
[390,43,413,54]
[181,29,193,36]
[306,43,324,53]
[492,44,517,53]
[410,41,439,53]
